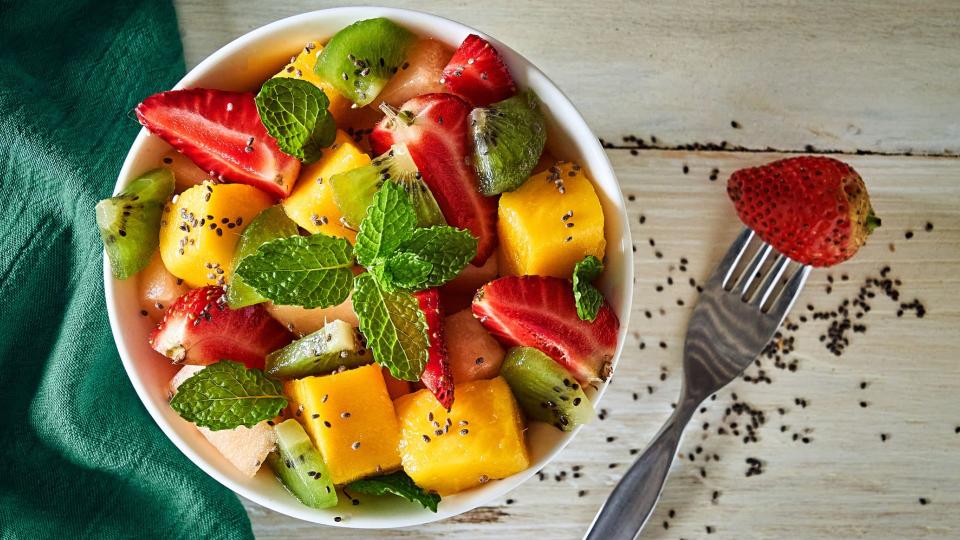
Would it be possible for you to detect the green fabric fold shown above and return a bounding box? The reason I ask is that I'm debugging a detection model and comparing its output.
[0,0,254,537]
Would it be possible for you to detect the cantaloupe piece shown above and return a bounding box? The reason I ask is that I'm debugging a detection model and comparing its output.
[443,309,505,383]
[138,251,189,321]
[169,366,277,478]
[265,294,359,336]
[158,181,273,288]
[283,364,402,484]
[281,130,371,243]
[394,377,529,495]
[497,162,606,278]
[159,150,209,193]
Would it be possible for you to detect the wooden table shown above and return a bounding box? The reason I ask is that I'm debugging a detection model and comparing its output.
[174,1,960,538]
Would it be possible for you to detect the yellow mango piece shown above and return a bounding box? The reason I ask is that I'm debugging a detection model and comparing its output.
[273,41,354,124]
[281,130,371,243]
[497,162,606,278]
[284,364,402,484]
[394,377,529,495]
[158,181,273,288]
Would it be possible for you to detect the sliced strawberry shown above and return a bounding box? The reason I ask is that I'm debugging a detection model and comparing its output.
[415,288,454,409]
[472,276,619,383]
[149,286,293,369]
[440,34,516,106]
[371,93,497,265]
[135,88,301,199]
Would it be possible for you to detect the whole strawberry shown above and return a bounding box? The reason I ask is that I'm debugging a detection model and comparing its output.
[727,156,880,267]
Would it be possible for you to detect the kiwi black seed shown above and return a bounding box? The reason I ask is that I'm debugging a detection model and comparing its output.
[315,18,415,107]
[265,320,369,379]
[329,144,445,229]
[500,347,592,432]
[96,168,175,279]
[470,90,547,196]
[268,419,338,509]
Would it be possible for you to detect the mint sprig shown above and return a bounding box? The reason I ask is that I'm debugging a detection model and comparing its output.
[573,255,605,322]
[354,181,417,267]
[386,227,478,290]
[347,471,441,512]
[352,273,429,381]
[256,78,336,163]
[169,361,287,431]
[234,234,354,309]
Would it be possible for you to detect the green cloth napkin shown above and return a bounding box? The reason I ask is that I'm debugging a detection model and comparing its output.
[0,1,254,537]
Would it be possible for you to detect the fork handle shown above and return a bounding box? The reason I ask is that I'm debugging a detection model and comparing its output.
[584,401,697,540]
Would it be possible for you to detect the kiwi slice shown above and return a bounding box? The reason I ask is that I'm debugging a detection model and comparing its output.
[315,18,415,107]
[265,319,369,379]
[470,90,547,195]
[500,347,593,432]
[96,168,175,279]
[268,419,338,509]
[330,144,445,229]
[226,205,299,308]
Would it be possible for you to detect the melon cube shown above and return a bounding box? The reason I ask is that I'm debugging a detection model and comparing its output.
[283,364,402,484]
[394,377,529,495]
[169,366,277,478]
[497,162,606,278]
[265,293,359,337]
[139,251,188,321]
[443,309,505,383]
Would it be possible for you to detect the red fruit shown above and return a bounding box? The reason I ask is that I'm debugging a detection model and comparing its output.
[727,156,880,267]
[371,93,497,265]
[440,34,516,106]
[472,276,619,383]
[415,288,454,409]
[149,286,293,369]
[135,88,301,199]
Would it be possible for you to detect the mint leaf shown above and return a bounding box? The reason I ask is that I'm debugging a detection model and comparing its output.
[347,471,440,512]
[227,206,299,308]
[234,234,354,309]
[354,181,417,267]
[352,273,428,381]
[169,361,287,431]
[256,78,336,163]
[376,252,433,291]
[573,255,605,322]
[383,226,477,290]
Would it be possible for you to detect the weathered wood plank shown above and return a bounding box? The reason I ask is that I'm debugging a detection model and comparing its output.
[239,150,960,539]
[173,0,960,155]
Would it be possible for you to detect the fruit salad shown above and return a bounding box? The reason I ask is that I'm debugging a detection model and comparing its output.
[97,18,621,513]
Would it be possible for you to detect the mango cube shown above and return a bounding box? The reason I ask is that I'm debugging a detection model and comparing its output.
[394,377,529,495]
[284,364,402,484]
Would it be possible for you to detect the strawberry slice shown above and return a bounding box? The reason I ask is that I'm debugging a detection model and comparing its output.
[440,34,516,106]
[472,276,619,383]
[149,286,293,369]
[371,93,497,265]
[135,88,301,199]
[415,288,454,409]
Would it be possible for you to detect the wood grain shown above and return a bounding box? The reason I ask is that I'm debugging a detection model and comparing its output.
[173,0,960,155]
[169,1,960,537]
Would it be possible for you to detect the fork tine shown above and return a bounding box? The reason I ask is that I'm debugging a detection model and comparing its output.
[767,264,812,319]
[717,228,755,288]
[750,254,789,307]
[732,243,772,295]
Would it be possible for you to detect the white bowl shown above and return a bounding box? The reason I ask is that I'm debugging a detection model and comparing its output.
[105,6,634,529]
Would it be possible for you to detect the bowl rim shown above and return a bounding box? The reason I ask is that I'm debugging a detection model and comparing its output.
[104,5,634,528]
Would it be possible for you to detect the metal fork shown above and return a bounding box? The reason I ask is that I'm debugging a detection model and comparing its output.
[585,228,811,540]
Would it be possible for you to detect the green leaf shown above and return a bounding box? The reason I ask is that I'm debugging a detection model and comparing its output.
[255,78,336,163]
[234,234,354,309]
[382,226,478,290]
[169,361,287,431]
[354,181,417,267]
[227,205,300,308]
[573,255,605,322]
[376,252,433,291]
[347,471,440,512]
[352,273,428,381]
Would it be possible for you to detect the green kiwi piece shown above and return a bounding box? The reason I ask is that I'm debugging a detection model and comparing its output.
[226,205,299,308]
[268,419,338,509]
[329,144,445,229]
[265,319,369,379]
[500,347,593,432]
[315,18,415,107]
[470,90,547,195]
[96,168,175,279]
